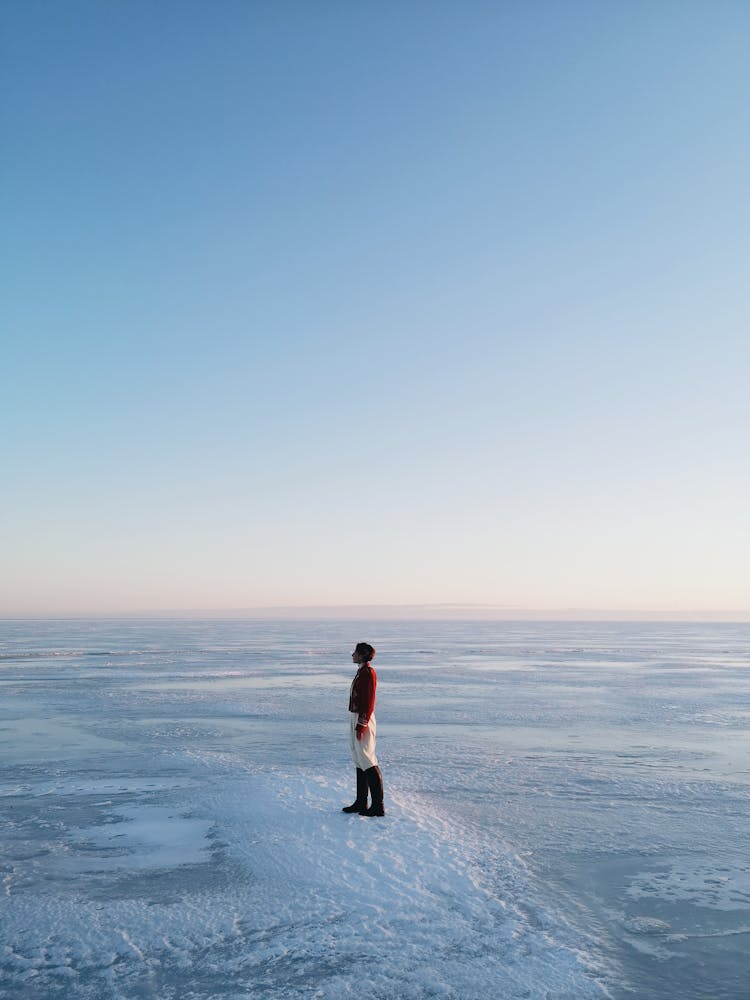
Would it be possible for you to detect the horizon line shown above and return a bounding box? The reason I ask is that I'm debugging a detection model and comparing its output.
[1,603,749,623]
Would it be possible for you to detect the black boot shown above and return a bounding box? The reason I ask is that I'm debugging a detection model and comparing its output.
[342,768,368,813]
[360,766,384,817]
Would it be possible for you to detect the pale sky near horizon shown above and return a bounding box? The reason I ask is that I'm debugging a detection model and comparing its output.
[2,1,749,617]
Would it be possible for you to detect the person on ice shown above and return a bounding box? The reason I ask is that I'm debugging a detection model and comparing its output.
[342,641,385,817]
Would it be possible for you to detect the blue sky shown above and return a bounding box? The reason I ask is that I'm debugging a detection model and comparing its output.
[2,1,749,616]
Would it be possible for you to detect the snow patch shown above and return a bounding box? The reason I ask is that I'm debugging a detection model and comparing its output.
[1,763,606,999]
[626,862,750,912]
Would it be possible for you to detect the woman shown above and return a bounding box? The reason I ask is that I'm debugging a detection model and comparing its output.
[342,641,385,817]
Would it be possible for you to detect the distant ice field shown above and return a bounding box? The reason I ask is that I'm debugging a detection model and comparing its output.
[1,619,749,999]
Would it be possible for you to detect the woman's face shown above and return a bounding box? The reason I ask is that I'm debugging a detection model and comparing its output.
[352,648,364,665]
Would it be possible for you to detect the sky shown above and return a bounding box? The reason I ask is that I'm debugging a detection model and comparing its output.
[2,1,749,618]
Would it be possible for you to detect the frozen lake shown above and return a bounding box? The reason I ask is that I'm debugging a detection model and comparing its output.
[1,619,749,999]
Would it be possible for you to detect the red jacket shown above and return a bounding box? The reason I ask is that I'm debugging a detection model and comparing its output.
[349,662,377,728]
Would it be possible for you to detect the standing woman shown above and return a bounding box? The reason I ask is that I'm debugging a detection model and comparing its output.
[342,641,385,817]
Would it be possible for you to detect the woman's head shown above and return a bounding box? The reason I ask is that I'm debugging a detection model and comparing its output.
[352,642,376,664]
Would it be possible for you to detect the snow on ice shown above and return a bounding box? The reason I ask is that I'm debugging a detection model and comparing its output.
[1,619,749,999]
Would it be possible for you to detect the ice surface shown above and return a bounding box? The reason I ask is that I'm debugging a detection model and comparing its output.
[626,861,750,911]
[1,619,749,999]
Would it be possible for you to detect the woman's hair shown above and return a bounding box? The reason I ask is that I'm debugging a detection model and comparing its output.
[355,642,376,662]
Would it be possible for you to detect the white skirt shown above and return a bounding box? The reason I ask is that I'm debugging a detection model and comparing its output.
[348,711,378,769]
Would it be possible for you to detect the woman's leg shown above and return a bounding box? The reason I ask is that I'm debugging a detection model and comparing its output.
[344,714,370,812]
[361,766,384,817]
[342,767,368,812]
